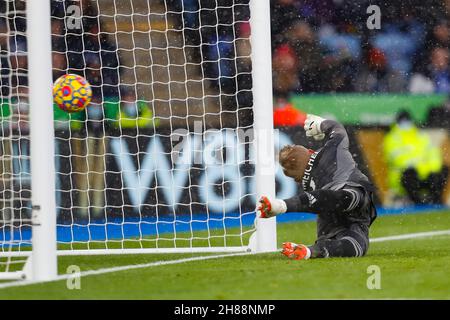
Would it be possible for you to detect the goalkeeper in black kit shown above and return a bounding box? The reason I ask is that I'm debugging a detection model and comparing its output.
[257,114,377,260]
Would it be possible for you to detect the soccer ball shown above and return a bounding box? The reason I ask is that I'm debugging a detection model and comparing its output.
[53,74,92,113]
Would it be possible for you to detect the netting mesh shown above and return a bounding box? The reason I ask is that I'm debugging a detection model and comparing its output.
[1,0,257,259]
[1,0,31,272]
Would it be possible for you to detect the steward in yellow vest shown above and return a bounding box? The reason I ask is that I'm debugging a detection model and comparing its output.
[109,90,159,130]
[383,111,448,204]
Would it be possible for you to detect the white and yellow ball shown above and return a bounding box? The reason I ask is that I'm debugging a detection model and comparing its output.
[53,74,92,113]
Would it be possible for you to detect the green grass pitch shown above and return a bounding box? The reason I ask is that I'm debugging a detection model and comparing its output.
[0,210,449,299]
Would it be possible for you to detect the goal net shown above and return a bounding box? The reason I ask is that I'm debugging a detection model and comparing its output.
[0,0,276,280]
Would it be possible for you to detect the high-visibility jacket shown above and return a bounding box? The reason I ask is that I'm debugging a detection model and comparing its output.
[383,124,443,195]
[116,100,159,129]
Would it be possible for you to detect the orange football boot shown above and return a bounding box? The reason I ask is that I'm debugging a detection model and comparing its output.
[281,242,311,260]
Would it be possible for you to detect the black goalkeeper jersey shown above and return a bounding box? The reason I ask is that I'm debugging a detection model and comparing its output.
[298,120,377,240]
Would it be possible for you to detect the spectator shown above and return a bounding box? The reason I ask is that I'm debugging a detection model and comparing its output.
[9,34,28,89]
[83,25,120,99]
[383,110,448,204]
[411,47,450,93]
[372,23,425,92]
[271,0,301,46]
[0,19,9,97]
[272,44,301,96]
[413,19,450,73]
[429,47,450,93]
[318,23,361,91]
[286,21,325,92]
[430,20,450,48]
[51,19,67,80]
[114,87,159,130]
[357,46,407,93]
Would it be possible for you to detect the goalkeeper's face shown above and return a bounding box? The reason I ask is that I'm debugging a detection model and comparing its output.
[279,145,312,182]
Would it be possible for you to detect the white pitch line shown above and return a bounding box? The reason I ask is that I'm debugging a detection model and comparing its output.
[0,251,253,290]
[369,230,450,243]
[0,229,449,290]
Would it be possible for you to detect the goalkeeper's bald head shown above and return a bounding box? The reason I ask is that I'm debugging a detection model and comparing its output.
[279,145,313,182]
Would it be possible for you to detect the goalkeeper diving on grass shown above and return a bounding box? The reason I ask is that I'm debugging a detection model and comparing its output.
[257,114,377,260]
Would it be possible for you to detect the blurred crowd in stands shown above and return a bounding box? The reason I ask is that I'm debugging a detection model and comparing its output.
[51,0,119,100]
[1,0,450,128]
[0,0,119,101]
[3,0,450,97]
[271,0,450,96]
[271,0,450,128]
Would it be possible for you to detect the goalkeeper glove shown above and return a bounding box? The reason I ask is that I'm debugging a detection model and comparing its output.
[304,114,326,141]
[257,196,287,218]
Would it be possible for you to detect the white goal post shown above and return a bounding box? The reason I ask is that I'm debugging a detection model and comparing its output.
[0,0,277,281]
